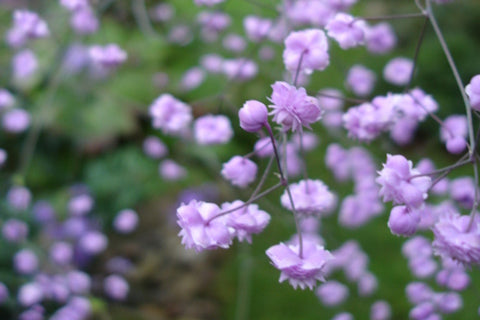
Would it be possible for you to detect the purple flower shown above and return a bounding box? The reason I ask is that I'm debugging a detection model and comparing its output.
[150,3,174,22]
[149,94,192,136]
[3,108,31,133]
[143,136,168,159]
[244,15,272,42]
[194,0,225,6]
[68,194,93,216]
[78,231,108,255]
[6,10,49,48]
[180,67,205,91]
[383,57,413,86]
[450,177,475,209]
[466,74,480,111]
[268,81,322,132]
[254,137,274,158]
[13,50,38,80]
[201,54,224,73]
[221,200,270,243]
[159,159,187,181]
[7,186,32,210]
[223,34,246,53]
[440,115,467,154]
[177,200,232,252]
[281,179,336,216]
[364,22,396,54]
[0,89,15,110]
[194,114,233,145]
[89,44,127,68]
[266,238,334,290]
[14,249,38,275]
[49,242,73,266]
[238,100,268,132]
[0,282,9,303]
[326,13,365,49]
[346,64,376,97]
[370,300,392,320]
[406,282,434,305]
[387,205,420,236]
[332,313,353,320]
[316,280,349,306]
[222,58,258,81]
[358,272,378,296]
[2,219,28,243]
[432,211,480,266]
[376,154,431,208]
[113,209,139,234]
[66,270,91,294]
[70,7,99,35]
[221,156,257,188]
[283,29,330,73]
[18,282,43,306]
[60,0,89,11]
[104,275,129,301]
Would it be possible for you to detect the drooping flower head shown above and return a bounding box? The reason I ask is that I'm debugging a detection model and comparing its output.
[194,114,233,145]
[432,211,480,266]
[149,94,192,136]
[268,81,322,132]
[466,74,480,111]
[221,156,257,188]
[376,154,431,208]
[326,13,365,49]
[176,200,232,252]
[383,57,414,86]
[6,10,50,48]
[266,238,334,290]
[221,200,270,243]
[89,44,127,68]
[283,29,330,74]
[280,179,336,216]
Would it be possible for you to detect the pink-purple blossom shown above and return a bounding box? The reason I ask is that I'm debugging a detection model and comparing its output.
[283,29,330,73]
[383,57,414,86]
[281,179,336,216]
[149,94,192,136]
[326,13,365,49]
[194,114,233,145]
[221,156,257,188]
[221,200,270,243]
[266,238,334,290]
[345,65,376,97]
[238,100,269,132]
[465,74,480,111]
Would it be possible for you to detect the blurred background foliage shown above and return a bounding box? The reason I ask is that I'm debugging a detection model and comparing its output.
[1,0,480,319]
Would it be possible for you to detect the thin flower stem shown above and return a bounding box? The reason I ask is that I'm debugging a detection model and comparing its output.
[404,16,429,91]
[132,0,160,38]
[358,12,427,22]
[468,159,479,230]
[249,155,275,200]
[293,50,306,87]
[265,124,304,258]
[234,243,252,320]
[410,154,471,179]
[426,0,475,157]
[298,130,310,187]
[207,182,283,223]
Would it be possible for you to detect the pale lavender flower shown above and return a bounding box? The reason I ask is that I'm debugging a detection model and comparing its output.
[7,186,32,210]
[326,13,365,49]
[222,58,258,81]
[221,200,270,243]
[201,54,224,73]
[78,231,108,255]
[440,115,468,154]
[18,282,43,306]
[49,242,73,266]
[66,270,91,294]
[62,43,90,74]
[281,179,336,216]
[432,211,480,266]
[60,0,89,11]
[465,74,480,111]
[167,25,192,45]
[364,22,396,54]
[180,67,205,91]
[450,177,475,209]
[6,10,49,48]
[68,194,94,216]
[70,7,99,35]
[3,108,30,133]
[383,57,413,86]
[331,313,353,320]
[0,283,8,303]
[0,149,7,167]
[291,132,319,151]
[388,205,420,236]
[13,50,38,80]
[376,154,431,209]
[113,209,138,234]
[197,11,231,32]
[2,219,28,242]
[358,272,378,296]
[0,89,15,110]
[150,3,174,22]
[222,33,246,53]
[143,136,168,159]
[239,100,268,132]
[14,249,38,275]
[244,15,272,42]
[159,159,187,181]
[150,94,192,136]
[283,29,330,73]
[176,200,232,252]
[254,137,274,158]
[221,156,257,188]
[346,64,376,97]
[371,300,392,320]
[316,281,349,306]
[406,282,434,305]
[194,114,233,145]
[266,238,334,290]
[104,275,129,301]
[268,81,322,132]
[89,44,127,68]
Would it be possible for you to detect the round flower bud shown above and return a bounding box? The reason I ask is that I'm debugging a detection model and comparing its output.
[387,205,419,236]
[238,100,268,132]
[221,156,257,188]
